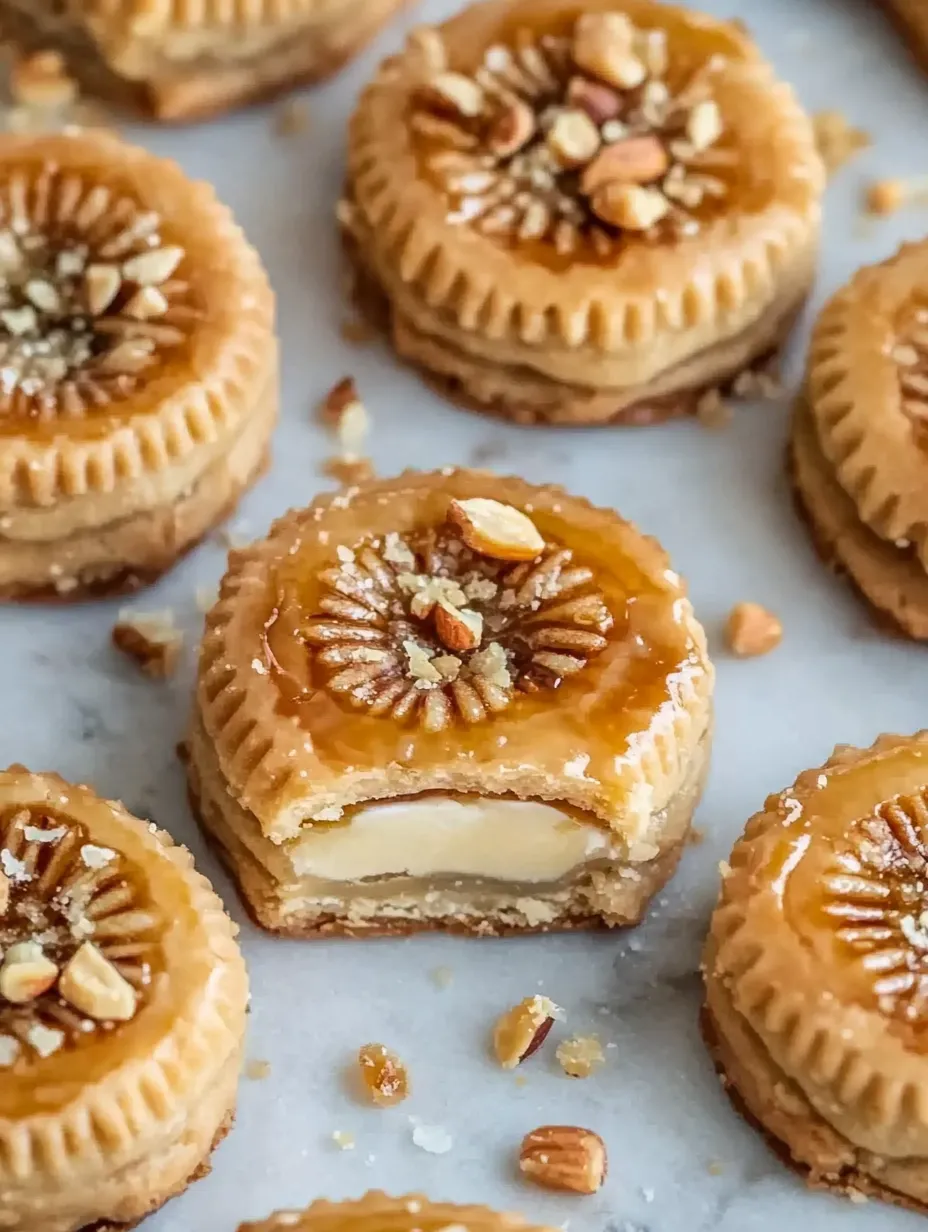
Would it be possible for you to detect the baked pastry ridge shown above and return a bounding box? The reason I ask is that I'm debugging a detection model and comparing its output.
[238,1191,557,1231]
[704,733,928,1212]
[0,128,276,600]
[189,469,713,937]
[342,0,824,425]
[791,241,928,638]
[0,765,248,1232]
[0,0,407,120]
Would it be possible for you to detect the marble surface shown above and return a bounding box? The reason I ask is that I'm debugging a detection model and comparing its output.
[4,0,928,1228]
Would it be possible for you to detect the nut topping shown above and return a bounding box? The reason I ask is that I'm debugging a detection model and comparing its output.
[724,602,782,658]
[448,498,545,560]
[412,13,730,256]
[58,942,138,1022]
[434,600,483,651]
[519,1125,608,1194]
[0,941,59,1003]
[0,870,8,916]
[493,994,562,1067]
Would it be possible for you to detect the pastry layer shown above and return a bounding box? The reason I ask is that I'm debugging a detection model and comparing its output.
[0,0,407,120]
[186,710,710,936]
[290,795,619,881]
[790,397,928,638]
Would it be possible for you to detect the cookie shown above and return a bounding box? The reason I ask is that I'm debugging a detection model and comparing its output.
[341,0,823,425]
[239,1192,557,1232]
[188,468,713,937]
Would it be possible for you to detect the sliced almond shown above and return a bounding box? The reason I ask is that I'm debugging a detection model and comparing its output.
[427,71,485,118]
[123,286,169,320]
[592,183,669,230]
[572,13,644,89]
[581,136,669,194]
[0,942,59,1004]
[434,601,483,652]
[448,498,544,561]
[122,245,184,286]
[686,99,723,151]
[84,264,122,315]
[58,942,137,1022]
[567,77,623,125]
[546,109,601,168]
[494,995,561,1068]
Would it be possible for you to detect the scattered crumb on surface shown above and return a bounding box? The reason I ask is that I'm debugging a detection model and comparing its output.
[864,177,906,216]
[812,109,870,174]
[411,1121,453,1154]
[707,1160,725,1176]
[318,376,374,486]
[730,367,783,401]
[331,1130,356,1151]
[340,317,376,345]
[514,1074,528,1088]
[688,826,706,846]
[556,1035,605,1079]
[245,1058,272,1081]
[357,1042,410,1107]
[274,99,309,137]
[724,601,783,658]
[431,965,454,988]
[111,611,183,679]
[695,388,732,429]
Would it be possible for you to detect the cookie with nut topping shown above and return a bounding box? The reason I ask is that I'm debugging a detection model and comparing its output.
[703,732,928,1213]
[790,242,928,639]
[341,0,823,426]
[187,468,713,938]
[0,764,248,1232]
[0,0,407,120]
[239,1192,558,1232]
[0,128,276,600]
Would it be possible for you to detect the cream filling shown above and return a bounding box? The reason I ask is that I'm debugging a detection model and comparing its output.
[289,796,618,883]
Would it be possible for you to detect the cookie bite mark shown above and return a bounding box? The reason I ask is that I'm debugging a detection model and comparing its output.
[342,0,823,425]
[189,468,713,939]
[0,129,276,601]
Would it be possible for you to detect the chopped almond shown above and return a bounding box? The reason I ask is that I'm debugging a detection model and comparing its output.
[493,995,562,1068]
[448,498,545,561]
[357,1042,410,1106]
[725,602,782,658]
[434,601,483,651]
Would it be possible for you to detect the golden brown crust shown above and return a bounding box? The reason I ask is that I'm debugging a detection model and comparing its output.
[238,1190,558,1231]
[703,733,928,1210]
[343,0,822,425]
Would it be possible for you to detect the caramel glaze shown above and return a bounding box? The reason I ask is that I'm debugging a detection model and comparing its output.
[261,473,706,817]
[407,0,773,272]
[748,740,928,1051]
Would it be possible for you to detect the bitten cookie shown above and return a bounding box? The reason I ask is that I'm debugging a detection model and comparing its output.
[341,0,823,425]
[0,129,276,600]
[0,0,408,120]
[0,765,248,1232]
[704,732,928,1213]
[790,241,928,639]
[188,468,713,937]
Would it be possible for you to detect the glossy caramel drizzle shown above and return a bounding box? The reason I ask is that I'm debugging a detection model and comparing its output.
[0,804,163,1069]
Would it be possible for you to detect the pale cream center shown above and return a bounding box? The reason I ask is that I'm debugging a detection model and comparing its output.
[290,796,617,882]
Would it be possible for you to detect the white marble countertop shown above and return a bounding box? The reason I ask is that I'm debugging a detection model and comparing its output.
[4,0,928,1228]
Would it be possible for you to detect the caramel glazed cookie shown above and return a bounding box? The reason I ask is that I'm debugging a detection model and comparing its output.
[790,241,928,640]
[341,0,824,426]
[0,0,408,121]
[703,733,928,1214]
[239,1192,558,1232]
[0,128,275,601]
[187,468,714,938]
[0,766,248,1232]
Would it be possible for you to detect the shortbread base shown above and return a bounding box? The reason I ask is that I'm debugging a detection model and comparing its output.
[701,983,928,1215]
[0,389,274,603]
[0,0,406,121]
[345,231,812,427]
[789,398,928,639]
[184,714,710,938]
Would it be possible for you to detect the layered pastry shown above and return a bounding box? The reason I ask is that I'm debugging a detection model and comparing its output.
[790,242,928,639]
[0,129,275,600]
[239,1192,557,1232]
[341,0,824,426]
[188,468,714,937]
[0,764,248,1232]
[703,732,928,1212]
[0,0,407,121]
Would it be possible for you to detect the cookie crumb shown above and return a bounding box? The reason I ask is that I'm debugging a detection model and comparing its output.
[357,1042,410,1106]
[724,602,782,658]
[688,826,706,846]
[274,99,309,137]
[411,1121,453,1154]
[245,1058,272,1080]
[812,109,870,174]
[556,1034,605,1079]
[10,51,77,111]
[695,388,732,429]
[864,178,906,216]
[319,376,374,486]
[112,612,183,679]
[331,1129,356,1150]
[431,965,454,988]
[340,317,376,345]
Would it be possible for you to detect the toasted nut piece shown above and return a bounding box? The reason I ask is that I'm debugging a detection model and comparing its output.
[865,178,906,216]
[84,264,121,315]
[59,942,137,1021]
[357,1042,410,1106]
[434,601,483,652]
[486,98,536,157]
[567,77,623,124]
[0,871,8,915]
[448,498,545,561]
[519,1125,608,1194]
[581,136,669,194]
[724,602,782,658]
[122,245,184,286]
[546,109,601,168]
[318,375,360,424]
[573,12,644,89]
[556,1034,605,1078]
[427,71,485,117]
[592,183,669,230]
[686,99,723,151]
[0,943,59,1004]
[493,994,561,1068]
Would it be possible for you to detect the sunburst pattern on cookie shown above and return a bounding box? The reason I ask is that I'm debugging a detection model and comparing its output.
[0,805,161,1066]
[822,789,928,1022]
[0,163,201,421]
[891,301,928,432]
[411,17,734,259]
[301,530,613,731]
